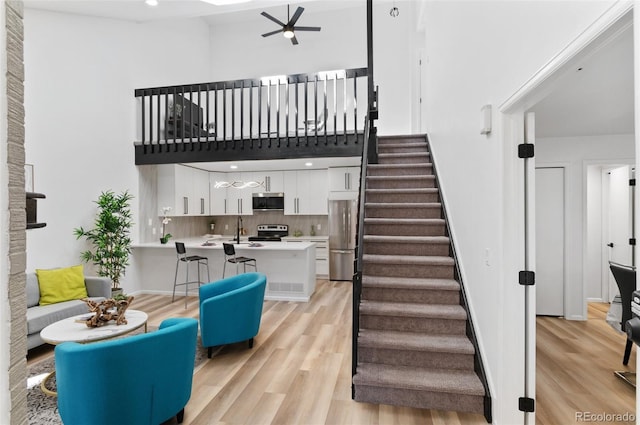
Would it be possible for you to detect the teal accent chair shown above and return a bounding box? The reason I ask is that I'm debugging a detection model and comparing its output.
[199,272,267,358]
[55,317,198,425]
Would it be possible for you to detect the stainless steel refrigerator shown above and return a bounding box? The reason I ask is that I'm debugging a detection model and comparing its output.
[329,199,358,281]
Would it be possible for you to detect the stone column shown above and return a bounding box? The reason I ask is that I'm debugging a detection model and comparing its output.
[3,1,27,424]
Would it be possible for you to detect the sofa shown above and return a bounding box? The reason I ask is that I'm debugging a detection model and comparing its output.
[26,272,111,349]
[55,317,198,425]
[199,272,267,358]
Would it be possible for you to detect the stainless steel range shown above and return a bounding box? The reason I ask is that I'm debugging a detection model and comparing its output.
[248,224,288,242]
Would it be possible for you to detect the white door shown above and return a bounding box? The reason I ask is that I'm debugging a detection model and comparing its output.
[607,165,633,301]
[535,167,565,316]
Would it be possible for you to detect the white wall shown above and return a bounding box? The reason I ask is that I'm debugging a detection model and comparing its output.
[0,2,10,421]
[421,1,618,423]
[207,1,417,136]
[537,135,635,315]
[586,165,604,301]
[23,10,211,293]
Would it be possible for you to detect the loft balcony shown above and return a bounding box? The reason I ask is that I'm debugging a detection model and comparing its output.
[134,68,368,165]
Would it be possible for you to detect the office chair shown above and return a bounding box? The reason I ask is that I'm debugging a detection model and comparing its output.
[173,242,210,308]
[609,261,636,387]
[222,243,257,278]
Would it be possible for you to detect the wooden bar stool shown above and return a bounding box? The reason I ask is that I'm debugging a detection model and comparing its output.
[173,242,210,308]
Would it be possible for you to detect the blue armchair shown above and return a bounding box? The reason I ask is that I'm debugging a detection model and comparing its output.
[199,272,267,358]
[55,317,198,425]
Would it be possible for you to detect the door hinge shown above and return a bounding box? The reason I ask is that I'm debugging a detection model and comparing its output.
[519,271,535,286]
[630,238,636,246]
[518,144,534,159]
[518,397,535,413]
[630,178,636,186]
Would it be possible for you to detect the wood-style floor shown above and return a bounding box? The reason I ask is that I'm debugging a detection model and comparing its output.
[536,302,635,425]
[27,282,635,424]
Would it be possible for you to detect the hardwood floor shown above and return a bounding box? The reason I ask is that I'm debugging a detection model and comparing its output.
[27,283,634,424]
[536,303,636,425]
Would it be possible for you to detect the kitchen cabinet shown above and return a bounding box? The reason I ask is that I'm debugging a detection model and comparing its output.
[250,171,284,193]
[157,164,209,216]
[328,166,360,192]
[282,236,328,277]
[209,172,253,215]
[284,169,328,215]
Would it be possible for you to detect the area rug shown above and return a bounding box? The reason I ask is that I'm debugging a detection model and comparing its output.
[27,330,215,425]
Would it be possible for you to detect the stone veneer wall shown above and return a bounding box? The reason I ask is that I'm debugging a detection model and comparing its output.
[5,1,27,424]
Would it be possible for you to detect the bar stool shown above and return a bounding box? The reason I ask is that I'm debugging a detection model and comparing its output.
[222,243,257,278]
[173,241,210,308]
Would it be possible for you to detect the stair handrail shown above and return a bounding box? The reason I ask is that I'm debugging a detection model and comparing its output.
[352,85,378,395]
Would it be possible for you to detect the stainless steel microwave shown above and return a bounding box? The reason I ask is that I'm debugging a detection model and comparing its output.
[252,193,284,211]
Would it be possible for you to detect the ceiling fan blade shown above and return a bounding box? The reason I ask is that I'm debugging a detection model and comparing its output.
[261,11,286,27]
[293,26,321,32]
[288,6,304,26]
[291,35,299,45]
[262,29,283,37]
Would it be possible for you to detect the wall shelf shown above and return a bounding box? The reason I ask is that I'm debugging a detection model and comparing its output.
[26,192,46,229]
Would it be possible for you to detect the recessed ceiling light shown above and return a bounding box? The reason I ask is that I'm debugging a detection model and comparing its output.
[230,165,238,169]
[305,162,313,167]
[145,0,158,6]
[200,0,251,5]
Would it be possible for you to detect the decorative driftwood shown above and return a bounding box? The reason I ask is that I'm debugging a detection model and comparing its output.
[82,296,134,327]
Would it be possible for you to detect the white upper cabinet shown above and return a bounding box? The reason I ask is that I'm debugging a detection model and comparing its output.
[157,164,209,216]
[209,172,227,215]
[328,166,360,192]
[284,169,328,215]
[250,171,284,193]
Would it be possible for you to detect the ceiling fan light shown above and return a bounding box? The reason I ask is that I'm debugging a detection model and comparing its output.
[283,29,295,39]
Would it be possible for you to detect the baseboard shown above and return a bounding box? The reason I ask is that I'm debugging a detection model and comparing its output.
[587,297,604,303]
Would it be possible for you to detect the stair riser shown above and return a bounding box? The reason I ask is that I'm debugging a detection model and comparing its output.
[378,137,427,145]
[367,178,436,189]
[378,145,428,154]
[366,192,440,203]
[379,155,431,165]
[360,315,466,335]
[358,347,474,370]
[354,385,484,414]
[363,263,454,279]
[364,241,449,256]
[365,207,441,219]
[365,223,445,237]
[367,166,433,177]
[361,287,460,304]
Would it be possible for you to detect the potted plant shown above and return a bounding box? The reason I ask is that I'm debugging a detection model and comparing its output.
[160,206,172,244]
[74,190,133,293]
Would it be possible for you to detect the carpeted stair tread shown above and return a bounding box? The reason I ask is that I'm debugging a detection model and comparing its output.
[363,254,454,266]
[367,175,435,181]
[368,163,432,169]
[365,202,442,209]
[366,188,439,194]
[364,217,445,225]
[360,300,467,320]
[353,363,485,396]
[363,235,449,244]
[378,142,428,148]
[362,275,460,291]
[358,329,475,354]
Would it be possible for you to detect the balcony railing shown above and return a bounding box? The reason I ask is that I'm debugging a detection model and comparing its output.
[134,68,368,162]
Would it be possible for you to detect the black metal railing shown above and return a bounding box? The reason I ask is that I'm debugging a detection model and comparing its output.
[351,85,378,396]
[134,68,368,149]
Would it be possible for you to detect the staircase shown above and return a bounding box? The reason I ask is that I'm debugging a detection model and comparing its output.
[352,134,490,420]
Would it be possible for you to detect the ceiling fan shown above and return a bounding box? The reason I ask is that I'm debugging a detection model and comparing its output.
[261,5,321,45]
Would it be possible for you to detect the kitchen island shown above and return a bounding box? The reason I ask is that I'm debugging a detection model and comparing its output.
[132,238,316,302]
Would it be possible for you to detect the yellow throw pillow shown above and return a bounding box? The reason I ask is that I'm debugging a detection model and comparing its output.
[36,265,88,306]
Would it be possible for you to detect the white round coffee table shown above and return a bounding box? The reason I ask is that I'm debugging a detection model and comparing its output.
[40,309,148,395]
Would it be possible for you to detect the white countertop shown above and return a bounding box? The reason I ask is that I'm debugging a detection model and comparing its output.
[133,237,316,251]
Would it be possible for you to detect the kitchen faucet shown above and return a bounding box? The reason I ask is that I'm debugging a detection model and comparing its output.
[235,215,243,244]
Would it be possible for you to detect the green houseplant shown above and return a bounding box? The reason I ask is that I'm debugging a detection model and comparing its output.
[74,190,133,290]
